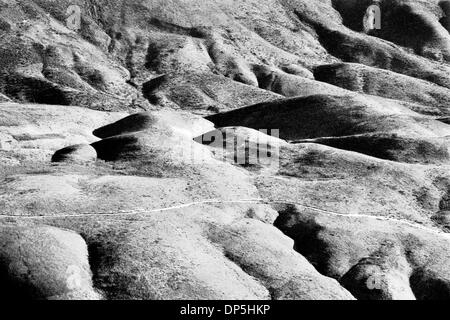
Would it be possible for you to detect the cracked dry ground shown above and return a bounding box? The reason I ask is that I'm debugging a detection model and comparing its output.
[1,0,450,300]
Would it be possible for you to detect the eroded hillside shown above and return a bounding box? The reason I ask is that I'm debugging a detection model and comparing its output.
[1,0,450,300]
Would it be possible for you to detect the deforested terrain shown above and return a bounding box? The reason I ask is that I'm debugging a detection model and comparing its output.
[0,0,450,300]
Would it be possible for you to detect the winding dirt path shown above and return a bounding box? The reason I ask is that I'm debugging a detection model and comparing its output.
[0,198,448,237]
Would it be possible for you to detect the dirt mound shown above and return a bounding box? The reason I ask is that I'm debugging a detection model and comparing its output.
[333,0,450,61]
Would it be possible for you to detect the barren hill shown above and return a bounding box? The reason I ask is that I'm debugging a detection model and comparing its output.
[1,0,450,300]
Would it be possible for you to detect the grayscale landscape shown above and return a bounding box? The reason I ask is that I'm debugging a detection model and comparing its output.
[0,0,450,300]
